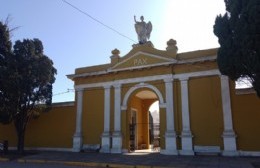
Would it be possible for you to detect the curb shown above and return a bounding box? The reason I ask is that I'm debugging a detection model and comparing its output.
[17,159,171,168]
[0,157,9,162]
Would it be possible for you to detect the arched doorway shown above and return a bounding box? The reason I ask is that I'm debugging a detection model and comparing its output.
[122,83,164,153]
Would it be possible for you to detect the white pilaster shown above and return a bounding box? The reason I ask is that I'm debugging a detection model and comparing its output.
[100,85,111,153]
[163,78,178,155]
[179,77,194,155]
[220,75,238,156]
[72,89,84,152]
[111,83,122,153]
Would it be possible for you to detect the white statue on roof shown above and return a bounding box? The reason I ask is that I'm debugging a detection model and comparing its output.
[134,15,152,44]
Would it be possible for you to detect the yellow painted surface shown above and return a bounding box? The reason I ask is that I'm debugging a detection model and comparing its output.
[25,104,76,148]
[82,88,104,144]
[0,103,76,148]
[189,76,223,148]
[0,123,17,147]
[159,108,166,149]
[229,82,260,151]
[173,62,218,75]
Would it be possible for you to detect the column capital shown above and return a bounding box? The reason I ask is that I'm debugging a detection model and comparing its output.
[113,83,121,88]
[163,78,173,83]
[103,84,112,89]
[121,106,127,111]
[219,74,229,80]
[179,76,189,81]
[159,103,166,108]
[75,88,84,92]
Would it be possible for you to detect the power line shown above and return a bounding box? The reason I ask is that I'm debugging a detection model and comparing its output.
[53,89,74,97]
[61,0,137,43]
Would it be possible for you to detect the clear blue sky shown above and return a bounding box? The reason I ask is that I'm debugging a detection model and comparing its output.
[1,0,225,102]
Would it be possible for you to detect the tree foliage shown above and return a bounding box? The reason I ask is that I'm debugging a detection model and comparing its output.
[214,0,260,96]
[0,21,57,153]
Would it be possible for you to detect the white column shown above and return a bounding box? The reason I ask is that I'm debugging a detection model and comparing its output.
[179,77,194,155]
[100,85,111,153]
[220,75,238,156]
[72,89,84,152]
[111,83,122,153]
[162,78,178,155]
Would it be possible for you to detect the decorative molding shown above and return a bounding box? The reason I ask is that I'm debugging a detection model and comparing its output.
[75,88,84,92]
[163,78,173,83]
[174,69,221,80]
[74,69,220,90]
[235,88,256,95]
[122,83,165,107]
[179,76,189,81]
[177,55,217,64]
[239,151,260,157]
[110,51,177,70]
[103,84,112,89]
[75,74,173,89]
[67,55,217,79]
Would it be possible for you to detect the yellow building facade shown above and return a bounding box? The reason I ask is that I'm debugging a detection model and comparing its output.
[0,40,260,156]
[66,40,260,156]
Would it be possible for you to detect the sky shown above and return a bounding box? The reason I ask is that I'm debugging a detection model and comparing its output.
[0,0,226,103]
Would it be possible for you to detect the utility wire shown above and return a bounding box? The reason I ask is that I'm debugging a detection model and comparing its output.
[53,89,74,97]
[62,0,137,43]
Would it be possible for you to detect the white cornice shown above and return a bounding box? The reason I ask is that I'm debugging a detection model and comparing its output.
[74,69,220,89]
[177,55,217,64]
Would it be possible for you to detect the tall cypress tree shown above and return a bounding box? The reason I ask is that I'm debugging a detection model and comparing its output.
[214,0,260,97]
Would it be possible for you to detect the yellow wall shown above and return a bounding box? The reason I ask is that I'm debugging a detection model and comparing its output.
[82,88,104,145]
[0,122,17,147]
[189,76,224,148]
[229,82,260,151]
[0,103,76,148]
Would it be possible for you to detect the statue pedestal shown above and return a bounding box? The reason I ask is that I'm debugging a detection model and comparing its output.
[132,41,154,48]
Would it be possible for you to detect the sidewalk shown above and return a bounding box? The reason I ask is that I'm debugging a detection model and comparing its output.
[1,150,260,168]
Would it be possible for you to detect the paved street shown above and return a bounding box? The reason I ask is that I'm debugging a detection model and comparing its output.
[1,150,260,168]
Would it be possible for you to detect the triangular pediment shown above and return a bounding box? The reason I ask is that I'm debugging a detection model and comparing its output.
[110,51,176,71]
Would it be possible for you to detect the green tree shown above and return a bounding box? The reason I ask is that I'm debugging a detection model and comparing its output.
[0,21,57,153]
[214,0,260,96]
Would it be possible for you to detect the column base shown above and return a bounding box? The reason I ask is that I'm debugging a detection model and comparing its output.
[222,150,239,156]
[222,131,237,152]
[100,132,111,153]
[180,131,194,155]
[72,134,83,152]
[164,131,178,155]
[179,150,194,155]
[111,132,122,154]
